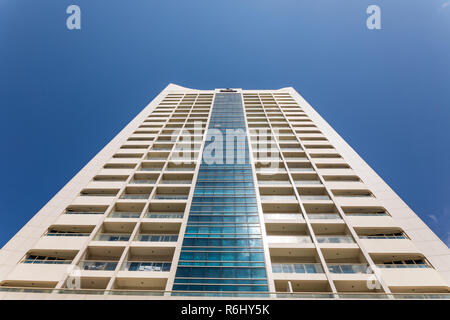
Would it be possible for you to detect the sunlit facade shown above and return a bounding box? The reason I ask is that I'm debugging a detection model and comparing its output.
[0,84,448,299]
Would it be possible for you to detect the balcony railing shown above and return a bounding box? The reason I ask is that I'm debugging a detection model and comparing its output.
[264,213,304,220]
[23,259,72,265]
[307,213,341,220]
[135,234,178,242]
[145,212,184,219]
[284,157,308,160]
[79,261,118,271]
[335,194,373,198]
[46,232,90,237]
[272,263,323,274]
[257,168,287,174]
[346,213,388,217]
[122,262,171,272]
[261,195,297,201]
[151,147,173,151]
[140,167,163,171]
[376,264,430,269]
[295,180,322,185]
[109,212,141,218]
[160,180,192,185]
[120,194,150,200]
[80,193,116,197]
[130,180,157,184]
[254,158,283,162]
[258,181,291,185]
[153,195,189,200]
[316,236,355,244]
[281,148,303,151]
[289,168,314,172]
[94,234,131,241]
[65,211,104,215]
[300,195,330,201]
[267,235,312,244]
[359,235,406,239]
[171,156,198,161]
[328,264,369,274]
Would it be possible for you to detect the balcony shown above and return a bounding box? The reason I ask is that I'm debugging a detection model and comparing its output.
[307,213,341,220]
[120,194,149,200]
[281,148,303,152]
[259,186,297,204]
[80,189,118,197]
[134,234,178,242]
[346,212,389,217]
[264,213,304,220]
[261,195,297,202]
[151,146,173,151]
[147,203,186,219]
[328,264,369,274]
[268,235,313,244]
[272,263,324,274]
[35,226,93,251]
[289,167,315,173]
[72,192,117,206]
[333,191,381,207]
[316,236,355,244]
[360,238,421,255]
[109,212,141,219]
[333,190,374,198]
[145,212,184,219]
[165,164,196,172]
[120,187,152,200]
[297,187,331,203]
[153,194,189,200]
[160,180,192,185]
[121,262,171,272]
[147,152,169,161]
[2,250,78,284]
[376,263,430,269]
[22,256,72,265]
[359,234,406,239]
[378,266,449,292]
[295,180,322,185]
[258,180,292,186]
[65,208,105,215]
[130,179,157,185]
[300,195,330,201]
[79,261,118,271]
[45,230,91,237]
[139,167,163,172]
[94,234,131,242]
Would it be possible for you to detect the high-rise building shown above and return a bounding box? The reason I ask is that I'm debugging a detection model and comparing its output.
[0,84,448,299]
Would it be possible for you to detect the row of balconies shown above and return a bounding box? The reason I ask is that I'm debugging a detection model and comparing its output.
[74,185,378,210]
[245,108,303,114]
[269,246,448,294]
[76,185,191,204]
[1,245,176,291]
[3,238,446,293]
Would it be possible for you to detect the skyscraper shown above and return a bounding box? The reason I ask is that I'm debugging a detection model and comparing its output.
[0,84,448,299]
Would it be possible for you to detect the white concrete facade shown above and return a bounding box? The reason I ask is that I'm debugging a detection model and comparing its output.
[0,84,448,299]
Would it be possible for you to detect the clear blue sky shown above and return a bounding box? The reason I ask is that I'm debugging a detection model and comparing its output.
[0,0,449,248]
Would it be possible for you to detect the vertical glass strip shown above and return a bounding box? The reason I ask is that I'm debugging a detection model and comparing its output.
[173,93,268,295]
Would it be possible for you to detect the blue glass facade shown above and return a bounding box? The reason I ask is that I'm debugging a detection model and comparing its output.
[173,93,268,293]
